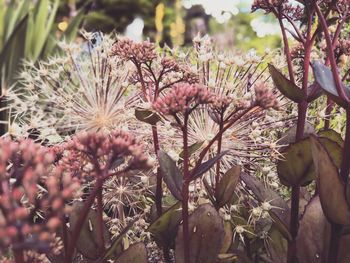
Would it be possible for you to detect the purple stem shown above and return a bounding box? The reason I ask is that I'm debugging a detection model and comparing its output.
[182,114,190,263]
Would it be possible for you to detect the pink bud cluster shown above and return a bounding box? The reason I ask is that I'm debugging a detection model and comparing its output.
[111,38,157,64]
[0,138,79,253]
[254,83,279,110]
[153,83,215,115]
[63,130,151,173]
[252,0,287,12]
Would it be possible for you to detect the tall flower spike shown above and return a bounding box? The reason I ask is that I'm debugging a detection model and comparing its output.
[6,33,134,143]
[153,83,215,115]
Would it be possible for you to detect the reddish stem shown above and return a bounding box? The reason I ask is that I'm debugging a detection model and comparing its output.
[193,106,257,175]
[286,9,313,263]
[96,187,105,253]
[14,250,24,263]
[152,125,163,217]
[214,114,224,192]
[277,16,295,84]
[64,179,103,263]
[315,4,349,103]
[181,114,190,263]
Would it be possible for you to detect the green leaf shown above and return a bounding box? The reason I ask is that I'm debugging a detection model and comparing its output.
[277,138,315,187]
[318,129,344,148]
[62,7,87,43]
[312,61,350,108]
[135,108,161,125]
[175,204,224,263]
[148,201,182,248]
[158,150,183,200]
[32,0,59,61]
[115,242,147,263]
[268,64,304,103]
[215,166,241,208]
[69,201,110,260]
[0,14,28,68]
[310,136,350,225]
[190,151,227,181]
[179,141,204,159]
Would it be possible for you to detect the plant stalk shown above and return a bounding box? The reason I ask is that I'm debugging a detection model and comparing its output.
[96,187,105,253]
[182,115,190,263]
[152,125,163,217]
[64,179,103,263]
[214,114,224,192]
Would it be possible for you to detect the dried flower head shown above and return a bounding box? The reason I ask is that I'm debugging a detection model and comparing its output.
[6,32,134,143]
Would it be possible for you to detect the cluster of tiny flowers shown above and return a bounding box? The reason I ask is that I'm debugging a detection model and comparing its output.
[254,83,279,110]
[152,83,215,115]
[0,138,79,255]
[251,0,287,12]
[63,130,151,172]
[111,38,157,64]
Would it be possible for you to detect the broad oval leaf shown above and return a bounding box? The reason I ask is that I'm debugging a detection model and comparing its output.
[148,201,182,248]
[277,138,315,187]
[135,108,161,125]
[318,129,344,148]
[175,204,225,263]
[297,196,331,263]
[310,136,350,225]
[312,61,350,108]
[158,150,183,200]
[268,64,304,103]
[115,242,147,263]
[69,201,110,260]
[215,166,241,208]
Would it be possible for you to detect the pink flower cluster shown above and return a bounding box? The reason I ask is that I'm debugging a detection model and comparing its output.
[111,38,157,64]
[254,83,279,110]
[0,138,79,253]
[153,83,215,115]
[63,130,151,173]
[252,0,287,12]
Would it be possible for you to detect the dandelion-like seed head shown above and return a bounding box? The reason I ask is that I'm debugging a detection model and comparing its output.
[7,32,134,143]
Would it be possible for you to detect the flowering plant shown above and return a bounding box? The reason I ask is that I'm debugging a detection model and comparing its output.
[1,2,350,261]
